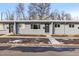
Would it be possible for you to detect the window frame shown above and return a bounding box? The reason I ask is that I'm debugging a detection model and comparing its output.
[31,24,40,29]
[55,23,60,28]
[69,24,74,28]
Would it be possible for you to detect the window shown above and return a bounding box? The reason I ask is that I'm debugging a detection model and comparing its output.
[69,24,74,28]
[58,24,60,27]
[55,24,57,27]
[31,24,40,29]
[55,24,60,28]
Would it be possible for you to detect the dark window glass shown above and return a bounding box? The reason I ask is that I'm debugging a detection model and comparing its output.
[58,24,60,27]
[55,24,57,27]
[31,24,40,29]
[69,24,71,27]
[55,24,60,28]
[72,24,74,27]
[69,24,74,28]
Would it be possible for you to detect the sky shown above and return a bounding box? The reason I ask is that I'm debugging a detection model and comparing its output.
[52,3,79,18]
[0,3,79,18]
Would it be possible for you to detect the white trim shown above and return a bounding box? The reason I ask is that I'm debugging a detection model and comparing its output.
[0,20,79,23]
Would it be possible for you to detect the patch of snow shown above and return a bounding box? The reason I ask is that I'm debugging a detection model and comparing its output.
[9,39,23,43]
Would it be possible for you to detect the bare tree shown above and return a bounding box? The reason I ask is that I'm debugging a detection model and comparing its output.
[9,13,15,20]
[28,3,50,20]
[28,4,37,20]
[16,3,25,20]
[50,10,61,20]
[0,12,3,20]
[5,10,10,20]
[61,11,72,20]
[50,10,72,20]
[65,13,72,20]
[61,11,65,20]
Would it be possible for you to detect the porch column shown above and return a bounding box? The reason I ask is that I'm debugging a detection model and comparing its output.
[50,22,53,34]
[14,22,16,34]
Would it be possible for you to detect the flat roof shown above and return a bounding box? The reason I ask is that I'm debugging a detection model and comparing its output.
[0,20,79,23]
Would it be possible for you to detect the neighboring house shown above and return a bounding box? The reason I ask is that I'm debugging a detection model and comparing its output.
[0,20,79,35]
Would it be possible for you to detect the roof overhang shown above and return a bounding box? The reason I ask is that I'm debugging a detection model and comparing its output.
[0,20,79,23]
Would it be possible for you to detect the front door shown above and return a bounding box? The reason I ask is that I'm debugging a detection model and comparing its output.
[9,23,14,33]
[45,24,49,33]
